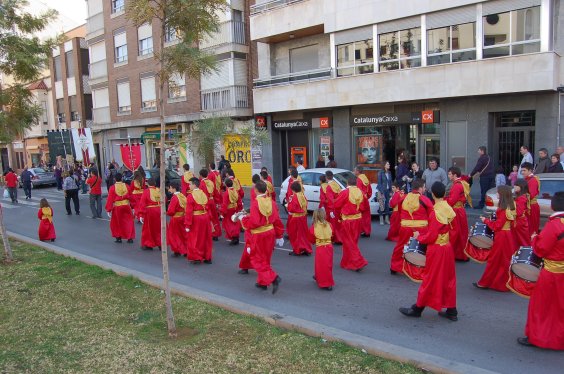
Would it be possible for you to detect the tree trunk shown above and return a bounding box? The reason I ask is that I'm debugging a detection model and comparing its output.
[0,198,13,262]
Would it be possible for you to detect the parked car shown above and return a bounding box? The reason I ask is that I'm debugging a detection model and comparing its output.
[279,168,381,215]
[18,168,57,188]
[485,173,564,220]
[145,169,181,201]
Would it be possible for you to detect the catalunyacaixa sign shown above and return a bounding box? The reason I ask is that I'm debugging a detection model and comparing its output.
[272,119,312,130]
[351,111,440,126]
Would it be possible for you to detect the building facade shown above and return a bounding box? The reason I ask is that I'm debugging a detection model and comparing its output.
[24,79,56,168]
[85,0,254,174]
[251,0,564,184]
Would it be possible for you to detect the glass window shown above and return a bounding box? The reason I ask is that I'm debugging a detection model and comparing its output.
[114,32,127,63]
[427,23,476,65]
[56,98,65,123]
[379,28,421,71]
[65,51,74,77]
[336,40,374,77]
[139,37,153,56]
[165,26,178,42]
[168,73,186,99]
[111,0,124,14]
[299,172,314,186]
[54,55,62,81]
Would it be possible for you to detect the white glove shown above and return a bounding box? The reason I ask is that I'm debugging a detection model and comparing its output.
[276,238,284,247]
[329,212,335,219]
[140,217,144,224]
[231,213,238,222]
[246,246,251,254]
[185,228,190,233]
[107,212,112,218]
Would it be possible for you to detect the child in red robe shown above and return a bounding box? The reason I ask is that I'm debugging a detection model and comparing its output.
[105,173,135,243]
[128,170,145,222]
[137,178,162,250]
[325,170,342,244]
[221,178,243,245]
[184,178,213,264]
[308,209,335,290]
[318,175,328,211]
[166,181,187,256]
[354,166,373,237]
[386,183,403,242]
[261,171,276,201]
[180,164,194,196]
[285,181,312,256]
[399,182,458,321]
[521,162,540,235]
[238,175,261,275]
[38,198,56,242]
[199,168,221,241]
[513,179,531,247]
[474,185,517,291]
[446,167,472,262]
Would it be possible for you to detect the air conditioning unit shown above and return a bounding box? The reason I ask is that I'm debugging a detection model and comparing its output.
[177,123,189,134]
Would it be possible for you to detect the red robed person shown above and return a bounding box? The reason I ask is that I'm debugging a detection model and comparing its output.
[180,163,194,196]
[184,178,213,264]
[446,166,472,261]
[239,180,284,294]
[261,171,276,201]
[221,178,243,246]
[37,198,56,242]
[226,168,244,200]
[334,176,368,272]
[239,174,262,274]
[105,173,135,243]
[513,179,531,247]
[166,180,187,256]
[521,163,541,235]
[386,183,404,241]
[208,162,222,196]
[199,168,221,241]
[137,178,162,250]
[318,175,328,210]
[390,179,432,274]
[400,182,458,321]
[285,181,312,256]
[354,166,373,237]
[518,191,564,350]
[285,168,302,203]
[128,171,145,222]
[325,170,343,244]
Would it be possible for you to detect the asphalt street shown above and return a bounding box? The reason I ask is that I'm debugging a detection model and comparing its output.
[2,186,562,373]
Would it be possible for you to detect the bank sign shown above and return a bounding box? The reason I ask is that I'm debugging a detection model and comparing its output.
[351,111,440,126]
[272,119,312,131]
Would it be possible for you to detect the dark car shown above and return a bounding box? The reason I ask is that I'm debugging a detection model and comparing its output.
[145,169,181,201]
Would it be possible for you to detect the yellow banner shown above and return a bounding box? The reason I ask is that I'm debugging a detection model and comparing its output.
[223,135,252,186]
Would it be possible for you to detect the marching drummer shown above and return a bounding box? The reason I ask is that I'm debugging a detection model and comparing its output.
[518,192,564,350]
[399,182,458,321]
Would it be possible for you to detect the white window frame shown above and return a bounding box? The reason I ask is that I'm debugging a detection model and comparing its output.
[165,26,178,43]
[427,23,477,65]
[111,0,124,14]
[336,39,375,77]
[141,76,157,112]
[117,81,131,114]
[138,36,153,56]
[114,32,128,63]
[378,28,422,71]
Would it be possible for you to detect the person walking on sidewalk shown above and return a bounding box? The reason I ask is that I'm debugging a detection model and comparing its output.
[86,169,103,218]
[62,171,80,215]
[469,146,494,209]
[21,167,33,200]
[4,168,18,203]
[377,162,393,226]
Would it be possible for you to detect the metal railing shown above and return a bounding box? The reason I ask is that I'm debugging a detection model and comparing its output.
[250,0,307,15]
[253,67,332,88]
[89,60,107,80]
[201,85,249,111]
[93,106,111,125]
[200,21,246,49]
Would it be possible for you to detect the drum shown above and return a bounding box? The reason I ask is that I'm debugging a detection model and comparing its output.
[468,223,494,249]
[402,238,427,282]
[508,246,543,298]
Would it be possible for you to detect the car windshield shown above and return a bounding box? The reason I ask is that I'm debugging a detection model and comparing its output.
[32,168,46,174]
[540,179,564,199]
[335,171,355,186]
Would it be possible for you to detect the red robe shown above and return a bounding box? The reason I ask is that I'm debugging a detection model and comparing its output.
[525,213,564,350]
[415,201,457,311]
[166,192,187,255]
[201,177,221,238]
[105,182,135,240]
[184,189,212,261]
[526,175,540,234]
[387,191,404,241]
[37,207,56,241]
[391,192,432,273]
[477,208,517,291]
[514,194,531,247]
[356,174,372,235]
[229,176,245,200]
[221,187,243,240]
[137,187,162,248]
[325,180,342,243]
[285,176,300,202]
[286,191,312,255]
[240,187,257,270]
[128,179,145,221]
[446,179,469,261]
[265,179,276,201]
[181,171,195,196]
[335,186,368,271]
[241,195,284,286]
[308,223,335,288]
[208,169,222,196]
[319,182,328,210]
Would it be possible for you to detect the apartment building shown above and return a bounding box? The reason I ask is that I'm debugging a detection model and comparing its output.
[251,0,564,183]
[85,0,254,172]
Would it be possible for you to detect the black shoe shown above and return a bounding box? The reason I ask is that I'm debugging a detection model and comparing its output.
[238,269,249,275]
[229,238,239,246]
[190,260,202,265]
[115,238,122,243]
[355,267,364,273]
[390,269,397,275]
[203,260,212,264]
[172,252,180,257]
[289,252,297,256]
[438,308,458,322]
[312,275,316,281]
[302,251,311,256]
[91,216,97,219]
[50,239,55,242]
[142,246,153,250]
[321,286,333,291]
[473,282,487,290]
[127,239,134,244]
[67,212,72,215]
[456,258,470,263]
[399,304,424,318]
[76,212,79,215]
[517,337,533,347]
[361,233,371,238]
[212,237,219,242]
[255,283,267,290]
[272,276,281,294]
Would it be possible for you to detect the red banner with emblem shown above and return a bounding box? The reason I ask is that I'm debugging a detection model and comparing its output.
[120,143,142,171]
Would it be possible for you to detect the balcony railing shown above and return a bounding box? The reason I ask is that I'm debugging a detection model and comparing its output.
[250,0,307,15]
[201,85,249,111]
[86,12,104,37]
[89,60,108,80]
[199,21,246,49]
[93,106,111,125]
[253,67,332,88]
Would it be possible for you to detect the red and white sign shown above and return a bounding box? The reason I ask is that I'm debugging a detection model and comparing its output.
[120,143,142,171]
[421,110,435,124]
[320,117,330,128]
[255,116,267,129]
[71,128,95,164]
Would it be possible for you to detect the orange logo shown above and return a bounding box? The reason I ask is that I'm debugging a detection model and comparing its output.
[422,111,434,124]
[320,117,330,128]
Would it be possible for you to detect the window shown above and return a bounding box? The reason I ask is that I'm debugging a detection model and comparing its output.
[379,28,421,71]
[111,0,124,14]
[289,45,319,73]
[84,94,92,120]
[138,24,153,56]
[141,76,157,111]
[41,101,48,124]
[65,51,74,78]
[483,6,540,58]
[80,49,89,75]
[336,39,374,76]
[168,73,186,99]
[117,81,131,114]
[69,96,79,122]
[56,99,65,123]
[165,25,178,42]
[427,23,476,65]
[54,55,62,81]
[114,31,127,63]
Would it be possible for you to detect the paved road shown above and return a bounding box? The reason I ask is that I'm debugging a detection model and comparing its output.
[2,186,562,373]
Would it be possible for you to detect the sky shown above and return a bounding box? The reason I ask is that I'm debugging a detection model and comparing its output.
[27,0,88,37]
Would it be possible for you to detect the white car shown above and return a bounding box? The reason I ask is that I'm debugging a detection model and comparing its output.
[279,168,381,215]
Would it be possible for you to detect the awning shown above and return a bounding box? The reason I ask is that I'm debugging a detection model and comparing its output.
[140,130,180,144]
[25,146,40,151]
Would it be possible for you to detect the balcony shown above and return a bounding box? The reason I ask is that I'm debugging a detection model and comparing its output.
[250,0,307,15]
[253,67,332,88]
[89,60,108,82]
[86,12,104,40]
[201,85,249,112]
[200,21,246,50]
[93,106,111,126]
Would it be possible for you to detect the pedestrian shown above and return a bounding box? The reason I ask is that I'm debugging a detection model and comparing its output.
[74,166,84,195]
[239,180,284,294]
[557,146,564,167]
[547,153,564,173]
[226,168,244,199]
[395,154,409,185]
[404,162,423,191]
[105,173,135,243]
[474,185,517,292]
[422,158,448,201]
[335,176,368,272]
[260,171,276,201]
[534,148,550,175]
[62,171,80,215]
[4,168,18,203]
[495,167,507,187]
[184,178,213,264]
[521,162,540,235]
[166,181,188,256]
[260,166,274,185]
[518,145,534,178]
[318,175,328,211]
[354,165,373,236]
[221,178,242,246]
[86,169,103,219]
[517,192,564,350]
[81,164,89,194]
[315,155,325,168]
[105,162,116,190]
[327,154,337,168]
[137,178,162,250]
[238,176,260,275]
[308,209,334,291]
[285,181,312,256]
[399,182,458,321]
[217,155,228,173]
[386,182,404,242]
[513,179,531,247]
[21,166,33,200]
[390,179,432,275]
[199,168,221,242]
[377,161,393,226]
[208,162,222,193]
[508,165,519,186]
[296,159,306,172]
[324,170,342,244]
[54,166,63,190]
[469,146,494,209]
[37,198,56,242]
[129,170,145,222]
[180,163,194,195]
[446,167,471,262]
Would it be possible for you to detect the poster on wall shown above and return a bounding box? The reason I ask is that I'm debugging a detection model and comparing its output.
[71,128,96,165]
[356,135,383,168]
[223,135,252,186]
[320,136,331,163]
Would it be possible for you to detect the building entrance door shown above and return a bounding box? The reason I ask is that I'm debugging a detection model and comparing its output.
[420,135,440,166]
[493,111,535,174]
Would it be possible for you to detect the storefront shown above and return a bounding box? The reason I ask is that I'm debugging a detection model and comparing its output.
[140,127,182,170]
[24,137,50,167]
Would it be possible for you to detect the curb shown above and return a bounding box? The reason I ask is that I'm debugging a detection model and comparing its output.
[7,231,498,374]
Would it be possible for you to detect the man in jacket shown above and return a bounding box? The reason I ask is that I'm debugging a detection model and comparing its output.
[470,146,494,209]
[422,158,448,200]
[20,167,33,200]
[533,148,550,175]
